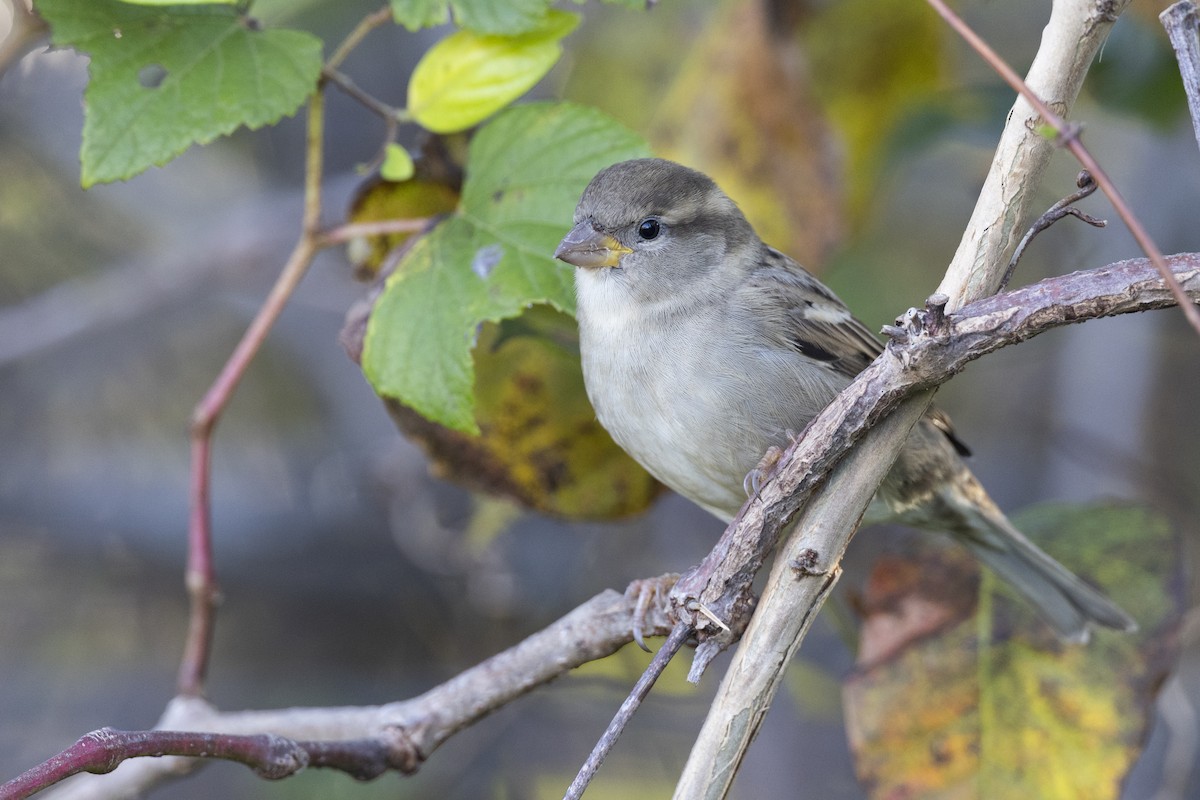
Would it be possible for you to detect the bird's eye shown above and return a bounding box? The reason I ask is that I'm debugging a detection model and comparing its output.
[637,218,661,240]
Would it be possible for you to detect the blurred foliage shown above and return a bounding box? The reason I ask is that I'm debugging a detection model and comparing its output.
[801,0,944,223]
[844,503,1179,800]
[648,0,843,268]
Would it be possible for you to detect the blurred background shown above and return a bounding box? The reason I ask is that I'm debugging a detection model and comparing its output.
[1,0,1198,797]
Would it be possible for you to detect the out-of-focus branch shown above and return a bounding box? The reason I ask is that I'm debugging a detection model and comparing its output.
[1161,2,1200,156]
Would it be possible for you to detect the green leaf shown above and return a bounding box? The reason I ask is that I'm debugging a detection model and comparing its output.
[381,309,663,519]
[449,0,551,35]
[380,143,415,182]
[407,10,578,134]
[117,0,236,5]
[389,0,449,31]
[361,102,649,433]
[391,0,554,35]
[37,0,322,187]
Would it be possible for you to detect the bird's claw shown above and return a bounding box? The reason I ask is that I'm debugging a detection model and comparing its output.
[625,574,679,651]
[743,430,800,498]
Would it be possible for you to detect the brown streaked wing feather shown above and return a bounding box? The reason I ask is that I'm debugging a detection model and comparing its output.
[747,247,972,457]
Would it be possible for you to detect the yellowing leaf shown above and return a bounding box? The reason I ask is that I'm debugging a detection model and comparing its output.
[844,504,1179,800]
[649,0,843,268]
[382,309,662,519]
[408,10,579,133]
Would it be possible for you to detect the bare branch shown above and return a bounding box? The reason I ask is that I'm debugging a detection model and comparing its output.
[1001,170,1105,291]
[564,622,693,800]
[33,588,674,800]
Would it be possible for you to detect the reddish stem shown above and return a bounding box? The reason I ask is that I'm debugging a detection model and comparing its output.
[176,89,326,696]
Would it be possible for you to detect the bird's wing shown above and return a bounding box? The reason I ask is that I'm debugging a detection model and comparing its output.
[745,247,971,456]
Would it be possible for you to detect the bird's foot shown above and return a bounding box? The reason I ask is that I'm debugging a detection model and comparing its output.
[743,429,800,498]
[625,573,680,652]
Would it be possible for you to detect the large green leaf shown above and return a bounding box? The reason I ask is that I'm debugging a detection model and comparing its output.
[37,0,322,186]
[361,102,649,433]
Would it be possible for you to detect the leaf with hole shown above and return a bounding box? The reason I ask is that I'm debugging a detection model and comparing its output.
[38,0,322,186]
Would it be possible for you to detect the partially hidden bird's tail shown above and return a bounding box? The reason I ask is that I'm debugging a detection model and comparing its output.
[936,480,1137,643]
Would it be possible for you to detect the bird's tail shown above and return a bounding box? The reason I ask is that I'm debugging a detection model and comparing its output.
[936,479,1137,643]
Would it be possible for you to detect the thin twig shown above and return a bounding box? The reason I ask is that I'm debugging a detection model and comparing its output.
[926,0,1200,337]
[321,66,407,175]
[322,67,404,122]
[326,5,393,72]
[1001,170,1106,290]
[318,217,435,247]
[1161,2,1200,156]
[563,622,692,800]
[178,90,326,697]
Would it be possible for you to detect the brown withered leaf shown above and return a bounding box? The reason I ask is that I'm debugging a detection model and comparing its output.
[647,0,843,269]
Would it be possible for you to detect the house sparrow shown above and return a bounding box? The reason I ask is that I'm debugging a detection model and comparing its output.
[555,157,1135,642]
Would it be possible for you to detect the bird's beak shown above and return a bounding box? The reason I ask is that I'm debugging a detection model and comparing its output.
[554,222,631,269]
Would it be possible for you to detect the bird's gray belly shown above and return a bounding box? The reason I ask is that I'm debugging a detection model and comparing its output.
[581,332,821,521]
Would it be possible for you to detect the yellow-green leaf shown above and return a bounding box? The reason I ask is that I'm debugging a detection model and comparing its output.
[407,9,579,133]
[380,143,415,182]
[379,309,663,519]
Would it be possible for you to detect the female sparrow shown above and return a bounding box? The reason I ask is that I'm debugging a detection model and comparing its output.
[555,158,1134,642]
